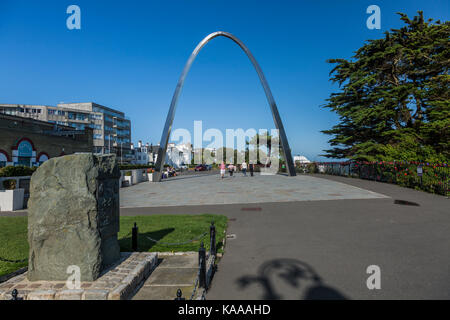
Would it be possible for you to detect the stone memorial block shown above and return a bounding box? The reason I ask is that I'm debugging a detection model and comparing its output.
[27,154,121,281]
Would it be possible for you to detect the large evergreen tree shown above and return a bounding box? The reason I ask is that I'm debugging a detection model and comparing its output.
[322,12,449,162]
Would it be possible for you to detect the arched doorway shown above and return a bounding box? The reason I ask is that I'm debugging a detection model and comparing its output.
[16,139,34,167]
[154,31,296,181]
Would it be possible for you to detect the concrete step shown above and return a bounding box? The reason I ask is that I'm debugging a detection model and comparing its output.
[132,253,200,300]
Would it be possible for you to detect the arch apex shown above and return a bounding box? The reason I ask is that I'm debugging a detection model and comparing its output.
[154,32,296,180]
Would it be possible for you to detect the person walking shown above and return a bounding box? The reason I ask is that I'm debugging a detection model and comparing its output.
[228,164,234,177]
[219,161,226,179]
[241,161,247,176]
[249,163,254,176]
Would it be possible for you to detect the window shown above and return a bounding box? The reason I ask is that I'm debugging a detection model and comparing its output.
[17,140,33,167]
[90,113,102,120]
[0,152,7,167]
[38,153,49,165]
[70,123,85,130]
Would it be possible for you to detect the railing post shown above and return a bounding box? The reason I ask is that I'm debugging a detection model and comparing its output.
[210,221,216,257]
[132,222,138,251]
[174,288,185,300]
[10,289,21,300]
[199,242,207,288]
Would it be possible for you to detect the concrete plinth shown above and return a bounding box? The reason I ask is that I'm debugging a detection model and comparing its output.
[0,252,158,300]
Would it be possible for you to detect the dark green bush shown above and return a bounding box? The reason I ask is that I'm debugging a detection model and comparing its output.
[306,163,318,173]
[2,179,17,190]
[119,164,154,170]
[0,166,37,177]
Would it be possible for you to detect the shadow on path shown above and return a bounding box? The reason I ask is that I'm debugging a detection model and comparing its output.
[237,258,348,300]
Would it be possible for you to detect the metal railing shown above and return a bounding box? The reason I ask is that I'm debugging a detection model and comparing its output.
[173,222,217,301]
[128,221,217,300]
[314,161,449,196]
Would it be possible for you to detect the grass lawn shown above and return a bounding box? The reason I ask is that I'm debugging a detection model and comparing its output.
[0,217,28,278]
[0,214,228,278]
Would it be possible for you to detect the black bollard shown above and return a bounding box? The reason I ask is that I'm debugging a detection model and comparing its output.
[210,221,216,257]
[199,242,207,288]
[132,222,138,251]
[174,289,185,300]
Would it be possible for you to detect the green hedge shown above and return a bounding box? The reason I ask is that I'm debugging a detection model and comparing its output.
[0,166,37,178]
[119,164,155,170]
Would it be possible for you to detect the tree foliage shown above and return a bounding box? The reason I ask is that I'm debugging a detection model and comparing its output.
[322,12,449,162]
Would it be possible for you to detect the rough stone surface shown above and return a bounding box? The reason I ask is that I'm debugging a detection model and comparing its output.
[27,153,121,281]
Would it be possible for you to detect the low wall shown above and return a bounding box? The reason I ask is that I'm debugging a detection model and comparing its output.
[0,176,31,208]
[120,169,149,187]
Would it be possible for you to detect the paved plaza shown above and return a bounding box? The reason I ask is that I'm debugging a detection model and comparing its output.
[120,173,388,208]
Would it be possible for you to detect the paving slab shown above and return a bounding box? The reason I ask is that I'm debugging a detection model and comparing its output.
[133,285,195,300]
[144,267,198,286]
[157,254,198,269]
[131,253,201,300]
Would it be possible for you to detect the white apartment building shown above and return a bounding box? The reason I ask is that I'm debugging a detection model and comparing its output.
[293,155,311,164]
[166,143,192,168]
[146,142,193,168]
[131,141,150,165]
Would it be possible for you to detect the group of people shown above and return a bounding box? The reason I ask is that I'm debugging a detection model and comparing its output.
[219,161,254,179]
[162,166,177,179]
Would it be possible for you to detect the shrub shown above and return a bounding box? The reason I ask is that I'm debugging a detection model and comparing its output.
[119,164,155,170]
[124,171,132,176]
[306,163,318,173]
[0,166,37,177]
[2,179,17,190]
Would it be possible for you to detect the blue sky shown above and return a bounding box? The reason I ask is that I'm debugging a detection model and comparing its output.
[0,0,448,161]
